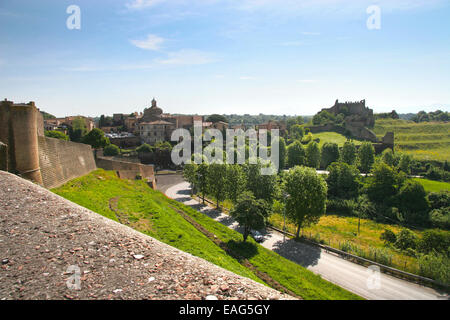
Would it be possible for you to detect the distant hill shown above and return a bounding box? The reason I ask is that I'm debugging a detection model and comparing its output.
[40,111,56,120]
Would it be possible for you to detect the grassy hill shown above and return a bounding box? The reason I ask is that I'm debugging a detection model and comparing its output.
[373,119,450,161]
[52,169,361,300]
[313,132,363,148]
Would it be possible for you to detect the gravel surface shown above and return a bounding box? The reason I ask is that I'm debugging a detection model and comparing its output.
[0,171,293,300]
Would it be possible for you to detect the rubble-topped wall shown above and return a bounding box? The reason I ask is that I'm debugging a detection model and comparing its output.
[0,171,292,300]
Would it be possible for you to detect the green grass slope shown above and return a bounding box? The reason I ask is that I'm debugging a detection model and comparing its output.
[374,119,450,161]
[414,178,450,193]
[52,169,362,300]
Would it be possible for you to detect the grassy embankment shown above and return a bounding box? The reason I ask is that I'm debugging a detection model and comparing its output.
[373,119,450,162]
[52,169,361,300]
[414,178,450,193]
[313,132,364,148]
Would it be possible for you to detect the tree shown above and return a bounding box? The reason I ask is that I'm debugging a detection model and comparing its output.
[136,143,154,153]
[290,124,304,140]
[397,180,429,225]
[341,140,357,165]
[243,162,278,204]
[305,141,321,169]
[207,163,227,208]
[358,142,375,173]
[283,166,328,238]
[81,128,110,149]
[231,191,268,242]
[366,162,401,204]
[44,130,69,141]
[206,114,228,123]
[196,163,209,204]
[381,149,395,167]
[103,144,120,156]
[398,154,412,175]
[69,117,88,142]
[225,165,245,204]
[327,162,360,199]
[321,142,340,169]
[276,137,287,171]
[287,140,305,168]
[183,163,197,195]
[418,229,450,254]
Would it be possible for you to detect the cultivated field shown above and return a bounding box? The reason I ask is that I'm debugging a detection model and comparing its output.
[373,119,450,162]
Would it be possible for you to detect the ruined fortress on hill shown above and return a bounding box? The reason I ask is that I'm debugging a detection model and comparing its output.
[310,99,394,153]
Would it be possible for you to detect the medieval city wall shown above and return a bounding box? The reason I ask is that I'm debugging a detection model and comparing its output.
[0,99,97,189]
[96,156,156,188]
[37,136,97,189]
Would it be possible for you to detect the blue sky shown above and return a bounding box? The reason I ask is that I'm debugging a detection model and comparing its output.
[0,0,449,117]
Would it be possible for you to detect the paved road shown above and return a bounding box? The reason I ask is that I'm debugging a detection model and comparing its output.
[165,180,447,300]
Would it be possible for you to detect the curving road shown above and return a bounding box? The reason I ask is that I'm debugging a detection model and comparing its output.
[163,177,447,300]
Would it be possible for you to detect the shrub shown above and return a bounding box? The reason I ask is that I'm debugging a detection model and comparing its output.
[44,130,69,141]
[326,198,357,216]
[321,142,340,169]
[103,144,120,156]
[417,251,450,285]
[427,191,450,210]
[397,180,429,216]
[380,229,397,245]
[429,208,450,230]
[417,229,450,255]
[136,143,154,153]
[394,229,418,250]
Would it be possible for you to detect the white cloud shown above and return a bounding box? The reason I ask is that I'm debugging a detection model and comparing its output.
[155,49,216,65]
[130,34,165,51]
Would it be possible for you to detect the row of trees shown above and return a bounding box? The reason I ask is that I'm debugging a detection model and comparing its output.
[184,160,328,241]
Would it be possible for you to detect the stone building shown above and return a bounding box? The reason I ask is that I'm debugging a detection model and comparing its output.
[137,99,177,144]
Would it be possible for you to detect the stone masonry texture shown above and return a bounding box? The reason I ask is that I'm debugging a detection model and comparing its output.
[0,171,293,300]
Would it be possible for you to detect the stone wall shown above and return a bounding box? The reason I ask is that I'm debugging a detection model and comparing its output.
[0,142,7,171]
[37,136,97,189]
[96,156,156,188]
[0,99,97,189]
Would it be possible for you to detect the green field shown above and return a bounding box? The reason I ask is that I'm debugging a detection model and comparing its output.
[373,119,450,161]
[313,132,363,148]
[52,169,361,300]
[414,178,450,193]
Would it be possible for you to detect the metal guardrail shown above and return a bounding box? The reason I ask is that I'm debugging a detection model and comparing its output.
[267,225,449,292]
[190,193,449,292]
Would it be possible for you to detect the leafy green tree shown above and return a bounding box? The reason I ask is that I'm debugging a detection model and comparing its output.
[381,149,395,167]
[341,140,357,165]
[287,140,305,168]
[277,137,287,171]
[136,143,154,153]
[397,180,429,215]
[103,144,120,156]
[44,130,69,141]
[69,117,88,142]
[429,209,450,230]
[231,191,269,242]
[206,114,228,123]
[327,162,360,199]
[207,163,227,208]
[283,166,328,238]
[321,142,340,169]
[183,163,197,194]
[243,162,278,204]
[290,124,305,140]
[305,141,321,169]
[366,162,401,204]
[225,165,245,204]
[82,128,110,149]
[398,154,412,175]
[358,142,375,173]
[196,163,209,204]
